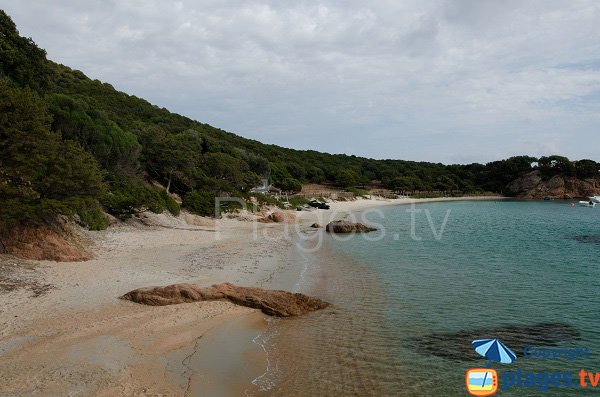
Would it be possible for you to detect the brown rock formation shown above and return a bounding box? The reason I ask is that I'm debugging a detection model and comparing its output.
[120,282,330,317]
[507,170,600,199]
[325,221,378,233]
[310,223,321,228]
[269,212,286,223]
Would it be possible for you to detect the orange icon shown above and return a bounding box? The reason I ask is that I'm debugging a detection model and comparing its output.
[466,368,498,396]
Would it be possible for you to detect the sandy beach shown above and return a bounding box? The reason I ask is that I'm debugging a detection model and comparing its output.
[0,195,504,396]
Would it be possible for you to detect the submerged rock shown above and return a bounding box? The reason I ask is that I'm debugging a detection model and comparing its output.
[412,322,580,361]
[325,221,377,233]
[120,282,329,317]
[568,235,600,245]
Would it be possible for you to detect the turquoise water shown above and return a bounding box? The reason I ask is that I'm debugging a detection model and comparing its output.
[264,200,600,396]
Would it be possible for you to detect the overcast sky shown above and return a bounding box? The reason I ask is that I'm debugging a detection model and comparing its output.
[3,1,600,163]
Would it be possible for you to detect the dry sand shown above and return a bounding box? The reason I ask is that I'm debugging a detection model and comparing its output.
[0,196,504,396]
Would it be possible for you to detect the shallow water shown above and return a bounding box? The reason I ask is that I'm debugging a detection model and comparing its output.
[255,200,600,396]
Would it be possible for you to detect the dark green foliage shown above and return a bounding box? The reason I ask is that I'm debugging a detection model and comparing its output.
[46,93,141,168]
[102,173,178,219]
[183,191,216,217]
[538,155,576,179]
[335,168,359,188]
[0,10,51,92]
[575,159,599,179]
[138,125,206,192]
[345,187,369,197]
[0,80,106,224]
[160,190,181,216]
[279,178,302,193]
[287,195,308,207]
[248,193,307,209]
[78,203,110,230]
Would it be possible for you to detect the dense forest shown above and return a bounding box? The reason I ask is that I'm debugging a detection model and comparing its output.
[1,10,598,229]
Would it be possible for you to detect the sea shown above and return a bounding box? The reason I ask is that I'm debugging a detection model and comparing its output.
[248,199,600,396]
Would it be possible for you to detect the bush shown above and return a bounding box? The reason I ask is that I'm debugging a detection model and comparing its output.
[248,192,279,206]
[288,196,308,207]
[160,189,181,216]
[279,178,302,193]
[78,203,109,230]
[183,191,216,217]
[345,187,369,197]
[102,173,178,219]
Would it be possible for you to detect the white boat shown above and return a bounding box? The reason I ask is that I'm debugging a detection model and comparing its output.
[579,201,596,207]
[589,196,600,204]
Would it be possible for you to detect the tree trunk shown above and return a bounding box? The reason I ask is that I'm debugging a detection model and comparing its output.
[166,172,173,193]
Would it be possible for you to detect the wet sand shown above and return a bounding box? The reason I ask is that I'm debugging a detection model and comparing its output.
[0,217,298,396]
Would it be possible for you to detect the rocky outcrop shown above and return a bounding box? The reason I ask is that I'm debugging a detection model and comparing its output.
[310,223,321,228]
[507,171,600,199]
[120,282,330,317]
[325,221,378,233]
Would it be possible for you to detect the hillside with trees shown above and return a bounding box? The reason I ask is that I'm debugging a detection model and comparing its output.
[1,10,599,230]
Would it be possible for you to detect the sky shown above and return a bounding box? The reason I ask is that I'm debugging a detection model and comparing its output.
[3,0,600,164]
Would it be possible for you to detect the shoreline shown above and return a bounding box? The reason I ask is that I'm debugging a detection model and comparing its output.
[0,195,508,396]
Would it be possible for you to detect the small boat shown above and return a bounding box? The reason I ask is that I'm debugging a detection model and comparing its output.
[579,200,596,207]
[589,196,600,204]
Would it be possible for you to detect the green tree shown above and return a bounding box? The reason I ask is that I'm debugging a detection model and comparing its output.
[203,152,258,191]
[335,168,359,188]
[183,191,216,217]
[47,93,141,169]
[139,126,200,192]
[0,81,105,224]
[575,159,599,178]
[0,10,51,91]
[279,178,302,193]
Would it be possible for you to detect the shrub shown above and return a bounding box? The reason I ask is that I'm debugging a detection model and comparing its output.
[288,196,308,207]
[279,178,302,193]
[160,189,181,216]
[78,203,109,230]
[345,187,369,197]
[102,173,178,219]
[183,191,216,217]
[249,193,279,206]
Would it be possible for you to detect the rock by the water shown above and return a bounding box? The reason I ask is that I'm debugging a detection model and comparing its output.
[325,220,377,233]
[507,170,600,199]
[120,282,329,317]
[310,223,321,228]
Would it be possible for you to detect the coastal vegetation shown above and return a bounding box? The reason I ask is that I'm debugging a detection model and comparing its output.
[0,10,598,230]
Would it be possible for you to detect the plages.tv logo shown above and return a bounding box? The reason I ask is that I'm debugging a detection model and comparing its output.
[466,338,517,396]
